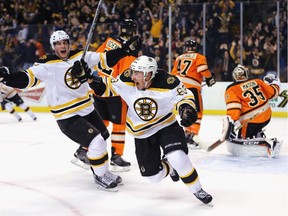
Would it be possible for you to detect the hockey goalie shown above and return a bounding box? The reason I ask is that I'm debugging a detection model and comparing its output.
[220,65,283,158]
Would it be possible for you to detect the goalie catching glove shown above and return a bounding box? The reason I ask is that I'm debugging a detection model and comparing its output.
[71,59,92,84]
[263,73,280,86]
[179,104,197,127]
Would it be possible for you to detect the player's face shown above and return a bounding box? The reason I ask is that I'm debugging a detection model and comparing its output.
[131,70,151,90]
[54,40,70,60]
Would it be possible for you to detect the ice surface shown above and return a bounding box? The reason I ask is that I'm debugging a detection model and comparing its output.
[0,113,287,216]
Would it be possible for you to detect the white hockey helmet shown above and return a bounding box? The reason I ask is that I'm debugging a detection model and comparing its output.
[49,30,70,50]
[130,56,158,79]
[232,64,249,82]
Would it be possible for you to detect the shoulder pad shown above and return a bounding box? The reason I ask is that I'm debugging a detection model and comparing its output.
[36,54,59,63]
[119,69,133,82]
[152,70,180,89]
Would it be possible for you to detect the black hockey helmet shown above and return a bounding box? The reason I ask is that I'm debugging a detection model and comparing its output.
[184,39,197,52]
[120,19,137,37]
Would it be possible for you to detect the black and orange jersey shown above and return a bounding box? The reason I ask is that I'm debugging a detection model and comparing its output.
[96,37,137,78]
[225,78,280,124]
[171,52,212,90]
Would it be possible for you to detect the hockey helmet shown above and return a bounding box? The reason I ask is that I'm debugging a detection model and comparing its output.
[130,55,158,79]
[184,39,197,52]
[120,19,137,37]
[50,30,70,50]
[232,64,249,82]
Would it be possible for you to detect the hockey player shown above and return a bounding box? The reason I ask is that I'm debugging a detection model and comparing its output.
[171,39,216,149]
[0,30,142,191]
[72,19,139,172]
[221,64,282,158]
[0,82,37,121]
[85,56,213,204]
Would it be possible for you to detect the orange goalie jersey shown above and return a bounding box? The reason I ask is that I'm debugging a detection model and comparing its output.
[171,53,212,89]
[225,79,280,137]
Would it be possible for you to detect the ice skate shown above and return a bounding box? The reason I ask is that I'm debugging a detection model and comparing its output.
[193,188,213,206]
[110,147,131,172]
[105,170,123,185]
[71,146,90,170]
[185,132,201,150]
[93,171,118,192]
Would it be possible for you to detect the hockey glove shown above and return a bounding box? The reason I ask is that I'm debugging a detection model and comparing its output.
[179,104,197,127]
[0,66,10,83]
[122,35,142,55]
[71,59,92,84]
[205,73,216,87]
[263,74,280,86]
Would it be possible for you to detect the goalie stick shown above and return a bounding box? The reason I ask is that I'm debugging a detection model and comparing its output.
[81,0,103,60]
[206,108,264,152]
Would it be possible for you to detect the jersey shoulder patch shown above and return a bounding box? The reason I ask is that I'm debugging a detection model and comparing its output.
[119,69,134,83]
[36,54,59,63]
[152,70,180,89]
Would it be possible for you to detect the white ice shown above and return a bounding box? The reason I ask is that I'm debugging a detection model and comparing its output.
[0,112,287,216]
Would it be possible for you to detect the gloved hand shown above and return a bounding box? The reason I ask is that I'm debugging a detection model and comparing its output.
[179,104,197,127]
[122,35,142,55]
[71,59,92,84]
[0,66,10,83]
[205,73,216,87]
[263,73,280,86]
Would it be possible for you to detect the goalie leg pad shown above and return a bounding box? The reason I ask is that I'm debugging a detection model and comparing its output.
[227,137,283,158]
[221,116,235,141]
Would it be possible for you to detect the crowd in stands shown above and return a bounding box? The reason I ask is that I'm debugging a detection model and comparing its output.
[0,0,287,81]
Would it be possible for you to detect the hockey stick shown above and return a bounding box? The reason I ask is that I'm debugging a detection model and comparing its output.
[206,108,265,152]
[81,0,103,60]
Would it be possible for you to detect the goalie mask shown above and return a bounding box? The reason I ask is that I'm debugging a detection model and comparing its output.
[120,19,137,38]
[232,64,249,82]
[130,56,158,80]
[50,30,70,50]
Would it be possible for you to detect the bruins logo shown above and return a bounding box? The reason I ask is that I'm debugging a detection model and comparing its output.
[134,97,157,121]
[123,69,131,77]
[65,67,81,89]
[167,77,175,84]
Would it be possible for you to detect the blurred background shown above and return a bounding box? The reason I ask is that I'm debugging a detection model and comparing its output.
[0,0,287,82]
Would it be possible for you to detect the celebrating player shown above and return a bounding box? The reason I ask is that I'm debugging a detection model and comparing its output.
[0,30,141,191]
[83,55,213,205]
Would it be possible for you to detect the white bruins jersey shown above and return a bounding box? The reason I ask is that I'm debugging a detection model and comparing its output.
[0,83,17,101]
[100,70,196,138]
[25,51,109,120]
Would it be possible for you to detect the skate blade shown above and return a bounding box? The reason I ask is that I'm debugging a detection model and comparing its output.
[206,201,214,207]
[188,144,202,150]
[110,165,130,172]
[71,158,90,170]
[95,184,118,192]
